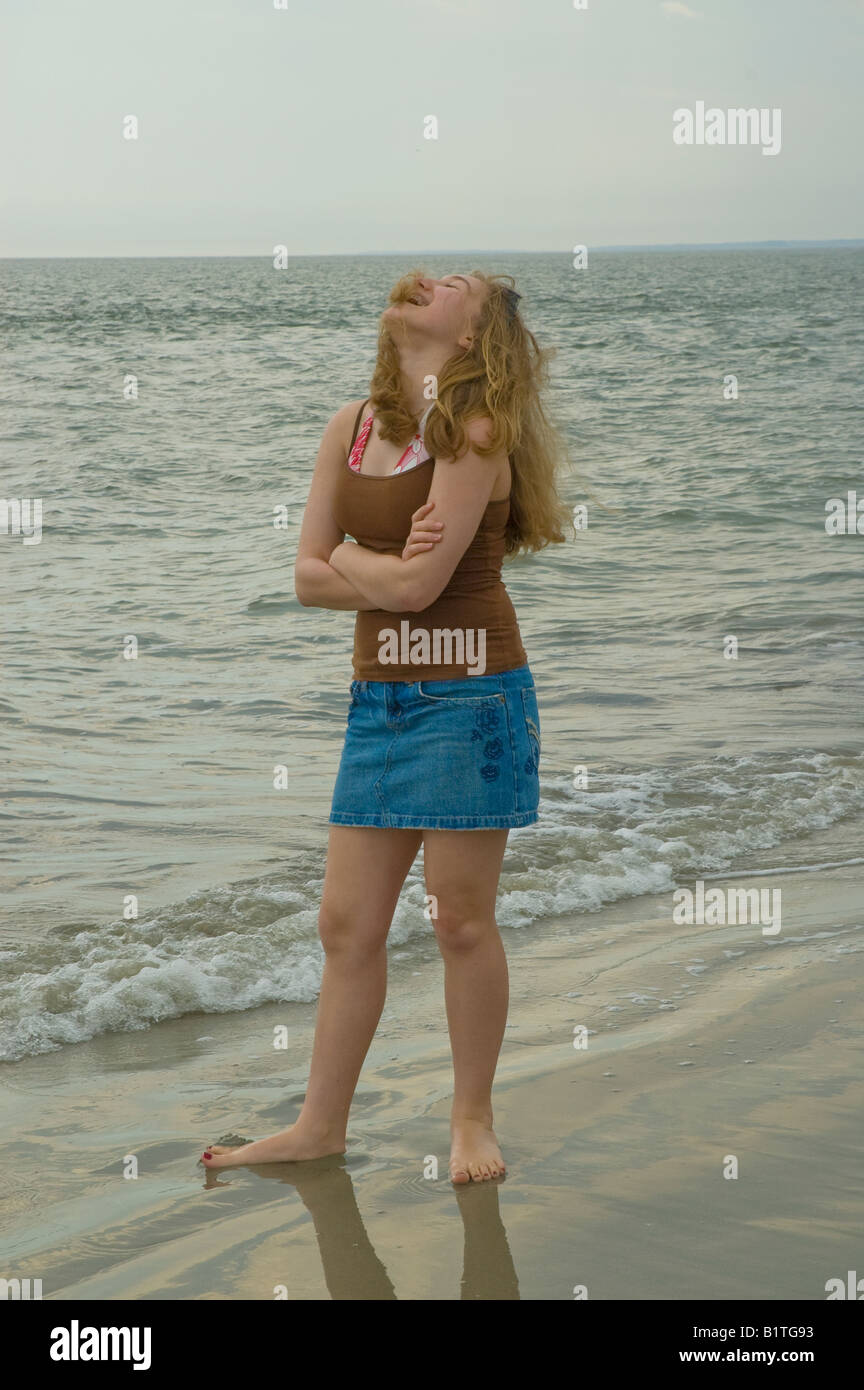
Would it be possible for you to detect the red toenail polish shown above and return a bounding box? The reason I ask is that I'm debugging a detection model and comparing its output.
[203,1152,212,1159]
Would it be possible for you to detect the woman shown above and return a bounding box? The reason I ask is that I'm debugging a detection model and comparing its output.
[203,269,569,1182]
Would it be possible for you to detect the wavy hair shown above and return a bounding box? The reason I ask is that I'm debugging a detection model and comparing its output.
[368,268,573,555]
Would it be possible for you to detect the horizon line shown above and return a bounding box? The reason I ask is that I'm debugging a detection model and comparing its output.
[2,238,863,261]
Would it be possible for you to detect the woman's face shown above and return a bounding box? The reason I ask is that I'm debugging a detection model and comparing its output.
[383,271,487,351]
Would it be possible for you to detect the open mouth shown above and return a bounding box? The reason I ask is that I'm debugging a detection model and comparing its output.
[405,293,427,306]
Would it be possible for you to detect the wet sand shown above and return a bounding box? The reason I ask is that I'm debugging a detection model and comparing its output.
[1,857,862,1301]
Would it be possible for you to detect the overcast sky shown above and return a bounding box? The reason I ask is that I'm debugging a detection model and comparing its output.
[2,0,862,256]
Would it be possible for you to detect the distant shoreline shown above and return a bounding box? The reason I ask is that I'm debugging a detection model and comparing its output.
[2,240,863,261]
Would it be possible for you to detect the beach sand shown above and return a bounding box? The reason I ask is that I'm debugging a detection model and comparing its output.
[2,854,862,1301]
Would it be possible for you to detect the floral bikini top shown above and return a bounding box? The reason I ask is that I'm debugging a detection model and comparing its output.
[347,403,435,474]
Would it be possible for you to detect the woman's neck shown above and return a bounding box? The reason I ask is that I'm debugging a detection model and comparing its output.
[396,343,452,417]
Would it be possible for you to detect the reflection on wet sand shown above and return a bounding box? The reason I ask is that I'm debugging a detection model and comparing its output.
[202,1155,519,1300]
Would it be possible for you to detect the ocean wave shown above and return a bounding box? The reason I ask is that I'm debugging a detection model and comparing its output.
[2,750,863,1062]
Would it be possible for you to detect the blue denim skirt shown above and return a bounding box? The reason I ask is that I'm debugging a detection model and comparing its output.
[329,664,541,830]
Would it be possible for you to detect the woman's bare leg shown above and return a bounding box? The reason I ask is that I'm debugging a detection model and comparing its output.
[422,828,510,1184]
[203,826,421,1167]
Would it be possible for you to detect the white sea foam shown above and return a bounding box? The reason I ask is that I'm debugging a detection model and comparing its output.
[2,751,863,1061]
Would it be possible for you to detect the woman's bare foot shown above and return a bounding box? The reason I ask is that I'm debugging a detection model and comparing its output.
[449,1118,506,1184]
[201,1125,345,1169]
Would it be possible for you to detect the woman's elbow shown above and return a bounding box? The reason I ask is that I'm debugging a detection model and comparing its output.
[400,577,443,612]
[293,562,316,607]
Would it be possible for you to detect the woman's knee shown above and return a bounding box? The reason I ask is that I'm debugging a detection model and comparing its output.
[432,905,496,953]
[317,899,388,957]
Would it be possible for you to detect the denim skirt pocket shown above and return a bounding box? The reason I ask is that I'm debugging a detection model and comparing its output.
[416,676,506,704]
[520,685,542,778]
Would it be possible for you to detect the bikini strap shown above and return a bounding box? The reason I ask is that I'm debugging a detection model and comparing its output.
[348,398,370,453]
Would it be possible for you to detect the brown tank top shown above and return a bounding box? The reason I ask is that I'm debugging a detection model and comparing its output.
[332,401,528,681]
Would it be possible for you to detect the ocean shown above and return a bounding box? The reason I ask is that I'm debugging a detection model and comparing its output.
[2,249,862,1062]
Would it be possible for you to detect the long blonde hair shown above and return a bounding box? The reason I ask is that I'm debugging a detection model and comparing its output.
[368,269,572,555]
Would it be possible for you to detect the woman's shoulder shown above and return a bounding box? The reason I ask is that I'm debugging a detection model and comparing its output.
[463,415,495,449]
[339,396,371,419]
[330,397,371,451]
